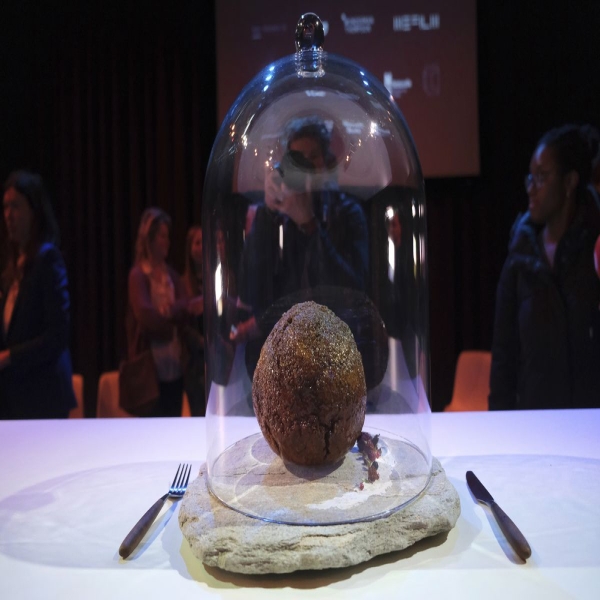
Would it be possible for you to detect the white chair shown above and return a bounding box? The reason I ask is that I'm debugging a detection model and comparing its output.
[96,370,191,417]
[96,371,131,418]
[444,350,491,412]
[69,374,84,418]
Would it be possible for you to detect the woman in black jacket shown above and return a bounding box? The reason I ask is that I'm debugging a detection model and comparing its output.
[489,124,600,410]
[0,171,76,418]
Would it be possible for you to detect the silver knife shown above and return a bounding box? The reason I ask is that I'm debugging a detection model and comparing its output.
[466,470,532,560]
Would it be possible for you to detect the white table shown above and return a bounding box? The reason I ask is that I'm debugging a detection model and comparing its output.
[0,410,598,599]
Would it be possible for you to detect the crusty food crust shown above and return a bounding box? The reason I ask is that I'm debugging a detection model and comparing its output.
[253,301,367,466]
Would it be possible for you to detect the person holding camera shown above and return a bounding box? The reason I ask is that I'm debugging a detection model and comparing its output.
[232,116,369,352]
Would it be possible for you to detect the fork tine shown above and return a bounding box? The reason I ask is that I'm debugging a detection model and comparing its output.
[170,463,183,488]
[176,465,185,489]
[182,464,191,489]
[172,464,191,493]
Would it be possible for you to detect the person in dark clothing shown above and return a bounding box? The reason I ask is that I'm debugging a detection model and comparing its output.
[580,123,600,206]
[581,124,600,283]
[233,116,369,344]
[489,124,600,410]
[0,170,77,419]
[231,116,385,387]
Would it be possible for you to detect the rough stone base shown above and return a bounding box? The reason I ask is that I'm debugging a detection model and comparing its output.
[179,457,460,574]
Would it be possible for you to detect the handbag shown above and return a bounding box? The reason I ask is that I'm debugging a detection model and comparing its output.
[118,350,160,416]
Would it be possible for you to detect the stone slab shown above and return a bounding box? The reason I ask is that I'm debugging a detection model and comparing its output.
[179,457,460,574]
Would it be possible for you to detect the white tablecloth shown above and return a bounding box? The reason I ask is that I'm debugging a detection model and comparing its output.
[0,409,598,599]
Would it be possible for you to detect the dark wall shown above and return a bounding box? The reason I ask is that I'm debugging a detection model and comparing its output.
[1,1,599,412]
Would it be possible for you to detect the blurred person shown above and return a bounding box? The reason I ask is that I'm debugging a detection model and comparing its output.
[181,225,205,415]
[234,116,369,345]
[489,124,600,410]
[595,235,600,280]
[581,124,600,287]
[580,123,600,203]
[124,207,189,416]
[0,170,77,419]
[230,116,384,389]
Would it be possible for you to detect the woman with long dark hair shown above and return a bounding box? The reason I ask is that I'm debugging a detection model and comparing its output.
[0,170,76,419]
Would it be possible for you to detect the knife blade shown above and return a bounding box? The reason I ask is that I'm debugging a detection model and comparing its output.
[466,470,532,560]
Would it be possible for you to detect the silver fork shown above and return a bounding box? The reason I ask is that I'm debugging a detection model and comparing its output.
[119,463,191,559]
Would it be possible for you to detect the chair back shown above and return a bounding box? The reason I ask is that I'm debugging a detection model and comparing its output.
[96,370,192,417]
[69,374,84,418]
[96,371,132,418]
[445,350,491,412]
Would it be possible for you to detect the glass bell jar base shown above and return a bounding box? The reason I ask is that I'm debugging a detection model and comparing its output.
[202,13,433,526]
[208,428,430,526]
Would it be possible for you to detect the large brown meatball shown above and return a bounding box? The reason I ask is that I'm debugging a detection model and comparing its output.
[252,301,367,466]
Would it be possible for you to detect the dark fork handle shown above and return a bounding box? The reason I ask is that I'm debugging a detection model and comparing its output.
[119,493,168,559]
[490,501,532,560]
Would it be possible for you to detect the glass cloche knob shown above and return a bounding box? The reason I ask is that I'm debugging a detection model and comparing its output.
[295,12,325,52]
[294,13,325,77]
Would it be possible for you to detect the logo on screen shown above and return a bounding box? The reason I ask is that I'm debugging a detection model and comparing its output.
[393,14,440,32]
[250,23,287,41]
[383,72,413,99]
[341,13,375,34]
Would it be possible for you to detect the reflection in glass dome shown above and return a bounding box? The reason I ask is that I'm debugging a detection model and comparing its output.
[202,14,431,525]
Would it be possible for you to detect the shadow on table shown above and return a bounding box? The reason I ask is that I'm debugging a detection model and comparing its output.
[442,454,600,569]
[0,461,191,569]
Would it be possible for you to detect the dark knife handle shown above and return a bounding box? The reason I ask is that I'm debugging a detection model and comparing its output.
[119,493,168,559]
[490,501,532,560]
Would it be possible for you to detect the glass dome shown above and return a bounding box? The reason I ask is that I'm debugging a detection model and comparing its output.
[202,14,431,525]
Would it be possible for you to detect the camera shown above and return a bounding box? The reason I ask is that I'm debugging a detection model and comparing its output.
[274,150,316,192]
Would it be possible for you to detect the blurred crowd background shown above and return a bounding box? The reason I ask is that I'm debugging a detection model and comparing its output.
[1,1,598,413]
